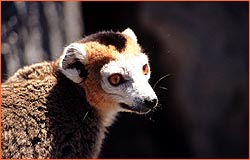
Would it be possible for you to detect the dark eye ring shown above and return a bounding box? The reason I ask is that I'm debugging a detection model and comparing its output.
[108,73,125,86]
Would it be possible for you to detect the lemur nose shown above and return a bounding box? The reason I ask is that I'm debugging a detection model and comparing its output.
[144,98,158,108]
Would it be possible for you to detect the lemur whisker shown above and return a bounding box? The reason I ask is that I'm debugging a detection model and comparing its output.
[82,111,89,122]
[153,74,170,89]
[158,86,168,90]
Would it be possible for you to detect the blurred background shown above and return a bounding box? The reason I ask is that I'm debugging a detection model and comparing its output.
[1,2,249,158]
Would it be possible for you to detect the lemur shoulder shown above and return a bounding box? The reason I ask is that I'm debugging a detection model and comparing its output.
[1,28,158,158]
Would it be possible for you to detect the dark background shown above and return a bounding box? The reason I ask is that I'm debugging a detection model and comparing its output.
[1,2,249,158]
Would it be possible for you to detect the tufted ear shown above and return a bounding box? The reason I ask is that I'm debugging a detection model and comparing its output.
[59,43,89,83]
[122,28,137,42]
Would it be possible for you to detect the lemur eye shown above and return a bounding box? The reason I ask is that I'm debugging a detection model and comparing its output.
[108,73,124,86]
[142,64,149,75]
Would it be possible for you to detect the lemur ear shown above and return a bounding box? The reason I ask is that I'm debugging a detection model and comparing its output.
[122,28,137,42]
[59,43,89,83]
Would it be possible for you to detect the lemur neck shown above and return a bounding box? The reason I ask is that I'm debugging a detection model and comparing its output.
[78,79,120,128]
[97,105,120,127]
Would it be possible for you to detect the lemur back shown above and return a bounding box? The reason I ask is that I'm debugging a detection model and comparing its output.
[1,28,158,158]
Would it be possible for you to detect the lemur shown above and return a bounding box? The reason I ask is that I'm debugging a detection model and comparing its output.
[1,28,158,158]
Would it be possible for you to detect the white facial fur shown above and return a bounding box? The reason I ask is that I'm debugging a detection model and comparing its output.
[100,53,158,114]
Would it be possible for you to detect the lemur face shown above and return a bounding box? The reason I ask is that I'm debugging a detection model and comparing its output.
[59,28,158,114]
[100,52,158,114]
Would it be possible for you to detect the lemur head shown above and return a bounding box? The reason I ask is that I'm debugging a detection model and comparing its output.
[59,28,158,116]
